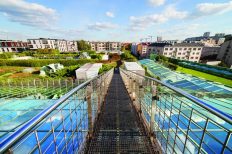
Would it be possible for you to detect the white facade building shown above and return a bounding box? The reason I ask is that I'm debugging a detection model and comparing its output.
[0,40,28,53]
[28,38,78,52]
[88,41,122,52]
[148,43,203,62]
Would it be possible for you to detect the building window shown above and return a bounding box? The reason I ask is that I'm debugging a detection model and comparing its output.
[165,48,168,50]
[190,57,194,59]
[179,48,182,50]
[193,48,196,50]
[178,53,181,55]
[195,57,198,59]
[184,48,187,50]
[198,48,201,50]
[164,52,167,55]
[170,48,173,50]
[192,52,195,55]
[196,52,200,55]
[169,53,172,55]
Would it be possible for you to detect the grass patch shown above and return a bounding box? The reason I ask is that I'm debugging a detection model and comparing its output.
[176,66,232,87]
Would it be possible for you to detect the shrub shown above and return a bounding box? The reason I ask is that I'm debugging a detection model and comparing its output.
[0,53,14,59]
[121,50,137,61]
[49,65,80,78]
[0,59,96,67]
[90,54,102,60]
[99,64,114,74]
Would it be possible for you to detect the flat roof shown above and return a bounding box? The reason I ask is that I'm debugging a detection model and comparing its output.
[124,62,144,71]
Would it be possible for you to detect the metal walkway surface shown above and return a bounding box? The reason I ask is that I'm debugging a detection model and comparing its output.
[85,70,157,153]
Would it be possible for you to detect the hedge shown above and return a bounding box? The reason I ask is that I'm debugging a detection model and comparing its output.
[33,54,79,59]
[0,59,96,67]
[168,58,232,80]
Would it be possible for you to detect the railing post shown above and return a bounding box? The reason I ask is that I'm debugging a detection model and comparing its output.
[138,79,144,114]
[86,82,93,138]
[97,76,102,114]
[129,77,132,95]
[132,79,136,101]
[150,81,157,136]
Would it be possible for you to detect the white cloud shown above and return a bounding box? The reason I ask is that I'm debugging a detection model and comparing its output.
[106,11,115,18]
[192,1,232,17]
[129,5,188,31]
[148,0,165,6]
[157,23,202,40]
[88,22,118,31]
[0,0,57,28]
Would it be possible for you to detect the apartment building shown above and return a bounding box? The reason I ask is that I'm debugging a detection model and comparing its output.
[185,32,225,46]
[28,38,78,52]
[201,46,221,59]
[0,40,28,53]
[148,43,203,62]
[88,41,122,51]
[131,42,150,58]
[217,40,232,67]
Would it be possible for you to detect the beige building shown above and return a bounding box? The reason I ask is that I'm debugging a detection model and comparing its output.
[148,43,203,62]
[217,40,232,67]
[88,41,122,51]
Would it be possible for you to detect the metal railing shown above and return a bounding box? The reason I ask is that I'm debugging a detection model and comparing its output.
[0,69,114,153]
[120,68,232,154]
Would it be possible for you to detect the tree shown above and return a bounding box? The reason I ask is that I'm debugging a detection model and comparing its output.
[150,53,156,60]
[77,40,91,51]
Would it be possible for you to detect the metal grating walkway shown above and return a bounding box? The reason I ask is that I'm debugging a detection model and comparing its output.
[85,70,157,153]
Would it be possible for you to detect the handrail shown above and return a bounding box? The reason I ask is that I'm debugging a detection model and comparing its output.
[120,68,232,124]
[0,69,113,153]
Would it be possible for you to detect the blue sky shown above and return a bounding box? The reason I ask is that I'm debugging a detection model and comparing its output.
[0,0,232,42]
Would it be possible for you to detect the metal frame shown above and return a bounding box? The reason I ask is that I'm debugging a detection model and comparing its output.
[0,69,114,153]
[120,68,232,154]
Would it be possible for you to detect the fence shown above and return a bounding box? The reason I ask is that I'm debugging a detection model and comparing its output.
[120,68,232,154]
[0,69,114,153]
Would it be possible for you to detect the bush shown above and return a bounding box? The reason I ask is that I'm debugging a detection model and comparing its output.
[49,65,80,78]
[36,49,59,54]
[121,50,137,61]
[0,53,14,59]
[99,64,114,74]
[33,54,79,59]
[155,55,168,62]
[0,59,96,67]
[90,54,102,60]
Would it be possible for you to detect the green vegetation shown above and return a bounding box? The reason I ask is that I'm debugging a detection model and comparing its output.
[176,66,232,87]
[49,65,80,78]
[0,53,14,59]
[36,48,59,54]
[121,50,137,62]
[150,53,156,60]
[33,53,79,59]
[77,40,91,51]
[99,62,117,74]
[0,59,96,67]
